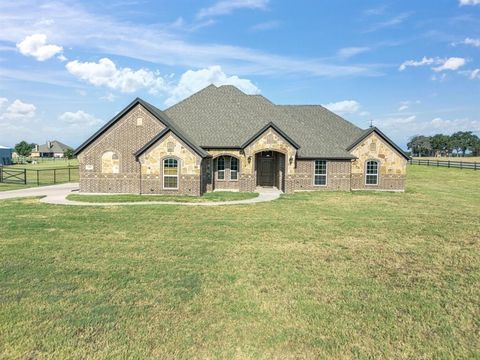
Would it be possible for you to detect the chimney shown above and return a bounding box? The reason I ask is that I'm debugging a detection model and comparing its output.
[47,141,52,149]
[34,144,39,151]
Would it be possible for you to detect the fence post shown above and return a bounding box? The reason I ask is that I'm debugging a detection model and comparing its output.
[54,169,56,184]
[448,161,450,168]
[24,169,27,185]
[37,170,39,186]
[427,160,430,166]
[460,162,463,170]
[0,166,2,183]
[68,167,71,182]
[475,162,477,171]
[437,160,439,167]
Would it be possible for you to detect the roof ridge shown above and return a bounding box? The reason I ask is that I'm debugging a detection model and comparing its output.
[163,84,217,112]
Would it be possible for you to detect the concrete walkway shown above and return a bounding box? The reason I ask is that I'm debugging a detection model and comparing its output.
[0,183,281,206]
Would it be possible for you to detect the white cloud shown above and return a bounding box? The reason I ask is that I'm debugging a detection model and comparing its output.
[337,47,370,59]
[197,0,269,18]
[459,0,480,5]
[399,57,439,71]
[323,100,361,114]
[101,93,116,102]
[460,68,480,79]
[462,37,480,47]
[366,13,411,32]
[1,99,36,120]
[0,97,8,109]
[165,65,260,106]
[16,33,63,61]
[398,101,409,112]
[432,57,466,72]
[59,110,103,127]
[65,58,168,94]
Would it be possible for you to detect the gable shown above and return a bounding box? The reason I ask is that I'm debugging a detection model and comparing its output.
[347,127,409,160]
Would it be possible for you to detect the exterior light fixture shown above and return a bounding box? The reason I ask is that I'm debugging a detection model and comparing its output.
[248,156,252,163]
[289,156,294,165]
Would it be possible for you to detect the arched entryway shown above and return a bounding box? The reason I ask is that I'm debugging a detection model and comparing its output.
[255,151,286,191]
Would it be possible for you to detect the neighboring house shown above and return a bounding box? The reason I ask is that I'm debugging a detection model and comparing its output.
[75,85,408,195]
[0,146,13,165]
[31,140,73,158]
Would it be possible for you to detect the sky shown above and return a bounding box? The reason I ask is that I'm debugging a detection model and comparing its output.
[0,0,479,150]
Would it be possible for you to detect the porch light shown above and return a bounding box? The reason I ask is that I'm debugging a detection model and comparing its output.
[248,156,252,164]
[289,156,294,165]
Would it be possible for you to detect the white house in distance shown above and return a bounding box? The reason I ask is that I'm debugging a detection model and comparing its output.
[31,140,73,158]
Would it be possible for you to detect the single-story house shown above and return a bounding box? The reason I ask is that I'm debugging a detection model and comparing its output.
[75,84,408,195]
[0,146,13,165]
[31,140,73,158]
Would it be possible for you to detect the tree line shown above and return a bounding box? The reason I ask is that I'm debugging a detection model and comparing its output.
[407,131,480,157]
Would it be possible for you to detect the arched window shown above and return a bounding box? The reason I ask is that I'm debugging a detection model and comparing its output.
[101,151,119,174]
[217,156,225,180]
[230,157,238,180]
[366,160,379,185]
[163,158,179,189]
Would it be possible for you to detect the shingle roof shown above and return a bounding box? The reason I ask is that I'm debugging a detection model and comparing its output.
[164,84,365,158]
[37,140,72,153]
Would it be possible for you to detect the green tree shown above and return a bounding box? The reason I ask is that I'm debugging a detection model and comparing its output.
[430,134,450,157]
[64,148,74,159]
[450,131,477,156]
[14,141,35,157]
[407,135,431,157]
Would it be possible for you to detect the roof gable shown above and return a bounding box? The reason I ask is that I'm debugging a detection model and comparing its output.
[347,127,410,160]
[241,122,300,149]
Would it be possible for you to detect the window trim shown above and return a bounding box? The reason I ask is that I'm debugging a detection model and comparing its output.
[365,159,379,186]
[230,156,239,181]
[216,156,225,181]
[163,157,179,190]
[313,160,327,187]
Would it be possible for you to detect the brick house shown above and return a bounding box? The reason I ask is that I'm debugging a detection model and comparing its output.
[74,85,408,195]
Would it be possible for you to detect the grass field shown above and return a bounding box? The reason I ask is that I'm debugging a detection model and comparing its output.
[0,160,79,191]
[68,192,258,203]
[1,166,479,358]
[413,156,480,162]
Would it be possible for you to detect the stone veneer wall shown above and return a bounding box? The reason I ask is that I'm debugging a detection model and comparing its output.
[288,160,352,192]
[350,132,407,191]
[138,132,202,195]
[78,104,165,193]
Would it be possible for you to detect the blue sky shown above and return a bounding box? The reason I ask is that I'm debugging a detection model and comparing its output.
[0,0,479,149]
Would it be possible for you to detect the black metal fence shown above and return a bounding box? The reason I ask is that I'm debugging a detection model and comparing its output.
[409,159,478,170]
[0,166,79,185]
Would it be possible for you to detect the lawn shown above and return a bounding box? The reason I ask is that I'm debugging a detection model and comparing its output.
[0,160,78,191]
[67,191,258,203]
[413,156,480,162]
[0,165,479,358]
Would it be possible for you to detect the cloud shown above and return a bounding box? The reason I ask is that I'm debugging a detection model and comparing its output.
[59,110,103,127]
[0,1,377,79]
[16,33,63,61]
[460,68,480,79]
[337,47,370,59]
[101,93,116,102]
[165,65,260,106]
[399,57,466,72]
[399,57,439,71]
[432,57,466,72]
[250,20,281,31]
[0,97,8,109]
[1,99,36,121]
[65,58,169,94]
[197,0,269,18]
[462,37,480,47]
[459,0,480,5]
[323,100,361,114]
[398,101,409,112]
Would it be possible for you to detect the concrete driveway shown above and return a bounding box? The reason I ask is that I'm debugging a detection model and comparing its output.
[0,183,281,206]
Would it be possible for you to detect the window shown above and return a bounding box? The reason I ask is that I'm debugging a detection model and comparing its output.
[230,157,238,180]
[314,160,327,186]
[366,160,379,185]
[217,156,225,180]
[163,158,178,189]
[101,151,119,174]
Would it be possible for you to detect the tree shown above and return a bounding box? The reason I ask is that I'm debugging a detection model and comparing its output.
[450,131,477,156]
[430,134,450,157]
[64,148,74,159]
[407,135,431,157]
[14,141,35,157]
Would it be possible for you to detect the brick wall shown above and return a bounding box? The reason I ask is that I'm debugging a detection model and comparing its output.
[286,160,351,192]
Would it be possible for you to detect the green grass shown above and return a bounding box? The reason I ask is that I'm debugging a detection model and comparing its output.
[12,158,79,168]
[67,191,259,203]
[1,166,479,358]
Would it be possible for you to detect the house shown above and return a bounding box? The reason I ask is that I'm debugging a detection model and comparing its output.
[0,146,13,165]
[31,140,73,158]
[75,85,408,195]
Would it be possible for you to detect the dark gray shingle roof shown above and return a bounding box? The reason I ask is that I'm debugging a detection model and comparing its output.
[38,140,72,153]
[164,84,365,158]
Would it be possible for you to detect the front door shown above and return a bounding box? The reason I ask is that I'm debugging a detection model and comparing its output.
[257,152,274,186]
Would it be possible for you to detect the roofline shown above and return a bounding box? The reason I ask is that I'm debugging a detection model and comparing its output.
[134,128,210,159]
[346,127,410,160]
[297,156,356,160]
[74,97,207,158]
[240,122,301,149]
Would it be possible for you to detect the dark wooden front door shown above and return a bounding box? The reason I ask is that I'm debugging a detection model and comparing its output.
[257,154,274,186]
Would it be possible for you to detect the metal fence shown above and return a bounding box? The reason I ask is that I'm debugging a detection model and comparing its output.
[409,159,479,170]
[0,166,79,185]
